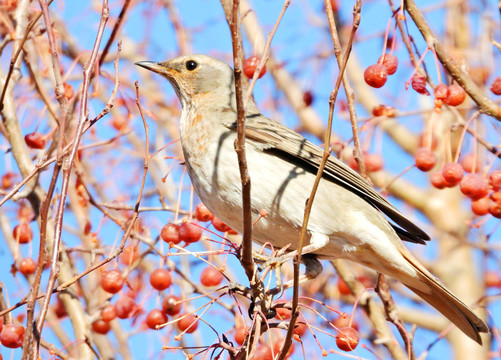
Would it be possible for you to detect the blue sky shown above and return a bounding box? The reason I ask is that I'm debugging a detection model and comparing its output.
[1,0,500,359]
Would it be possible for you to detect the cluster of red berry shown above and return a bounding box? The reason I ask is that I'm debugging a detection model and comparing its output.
[414,148,501,218]
[91,203,234,340]
[364,53,399,89]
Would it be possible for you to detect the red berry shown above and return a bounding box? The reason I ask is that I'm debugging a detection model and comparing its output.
[293,321,308,337]
[460,174,489,200]
[364,153,384,172]
[442,163,464,186]
[200,266,224,287]
[0,324,24,349]
[303,91,314,106]
[92,319,111,334]
[490,76,501,95]
[378,54,398,75]
[471,197,489,216]
[431,171,448,189]
[443,84,466,106]
[434,83,449,99]
[490,192,501,203]
[114,296,136,319]
[489,192,501,218]
[243,56,266,79]
[146,309,168,330]
[411,74,429,95]
[101,305,117,322]
[179,221,202,243]
[2,0,17,12]
[336,327,359,352]
[0,318,3,333]
[13,222,33,244]
[84,220,92,235]
[337,277,351,296]
[489,200,501,218]
[195,203,214,222]
[120,246,140,266]
[162,294,182,316]
[235,326,247,345]
[149,268,172,291]
[1,172,16,189]
[489,170,501,191]
[460,154,480,173]
[0,324,25,348]
[53,298,67,318]
[211,217,233,233]
[111,116,128,131]
[385,35,394,49]
[19,257,37,275]
[274,300,291,320]
[24,132,46,149]
[484,271,501,288]
[364,64,388,88]
[331,315,359,331]
[371,104,396,117]
[414,148,437,172]
[63,82,74,99]
[101,269,124,294]
[372,104,385,117]
[177,313,198,333]
[160,223,180,244]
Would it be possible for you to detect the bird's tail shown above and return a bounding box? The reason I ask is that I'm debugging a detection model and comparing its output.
[401,251,488,344]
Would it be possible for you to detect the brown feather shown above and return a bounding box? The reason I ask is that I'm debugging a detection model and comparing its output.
[400,249,488,344]
[236,117,431,243]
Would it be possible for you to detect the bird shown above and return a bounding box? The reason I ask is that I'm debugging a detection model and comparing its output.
[136,54,488,344]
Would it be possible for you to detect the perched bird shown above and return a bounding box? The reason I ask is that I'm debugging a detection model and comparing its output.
[136,54,488,343]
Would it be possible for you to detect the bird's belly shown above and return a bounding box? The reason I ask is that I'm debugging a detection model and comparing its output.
[183,133,372,254]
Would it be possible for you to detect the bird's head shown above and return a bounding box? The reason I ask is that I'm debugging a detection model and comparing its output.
[136,54,236,109]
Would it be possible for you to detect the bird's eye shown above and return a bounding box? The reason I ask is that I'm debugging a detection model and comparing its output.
[186,60,198,71]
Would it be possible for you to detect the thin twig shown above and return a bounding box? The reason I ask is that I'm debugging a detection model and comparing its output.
[37,0,70,163]
[98,0,131,64]
[22,165,59,360]
[36,0,110,337]
[375,274,415,360]
[0,0,55,112]
[229,0,254,282]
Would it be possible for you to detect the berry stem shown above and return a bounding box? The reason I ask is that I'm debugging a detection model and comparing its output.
[454,113,477,164]
[174,167,187,223]
[431,47,443,85]
[390,22,398,54]
[445,129,452,164]
[380,17,394,60]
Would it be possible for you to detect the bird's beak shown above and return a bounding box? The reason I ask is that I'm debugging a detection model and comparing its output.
[135,61,167,75]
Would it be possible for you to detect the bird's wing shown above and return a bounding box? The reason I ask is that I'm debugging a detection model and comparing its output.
[225,113,430,244]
